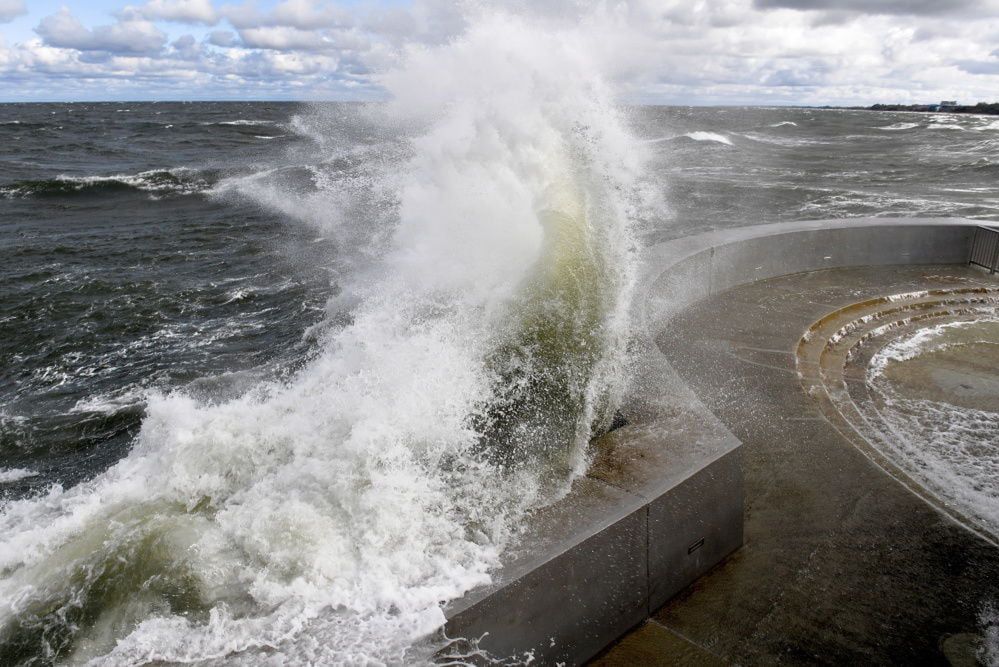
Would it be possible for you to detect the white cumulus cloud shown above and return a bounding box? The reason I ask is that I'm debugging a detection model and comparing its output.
[238,26,336,51]
[35,8,167,55]
[1,0,999,103]
[222,0,352,30]
[139,0,218,25]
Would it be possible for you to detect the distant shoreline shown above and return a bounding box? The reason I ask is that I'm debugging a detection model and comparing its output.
[854,102,999,116]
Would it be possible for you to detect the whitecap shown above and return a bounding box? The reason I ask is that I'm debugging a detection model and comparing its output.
[681,131,733,145]
[211,119,282,127]
[645,131,733,146]
[71,388,148,415]
[221,288,253,304]
[0,468,39,484]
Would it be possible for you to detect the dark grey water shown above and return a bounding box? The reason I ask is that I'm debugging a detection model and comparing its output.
[0,101,996,664]
[0,102,346,497]
[3,101,998,509]
[632,106,999,240]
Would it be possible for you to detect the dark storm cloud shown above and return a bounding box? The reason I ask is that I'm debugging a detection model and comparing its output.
[207,30,238,48]
[754,0,981,15]
[170,34,201,60]
[0,0,26,23]
[958,58,999,74]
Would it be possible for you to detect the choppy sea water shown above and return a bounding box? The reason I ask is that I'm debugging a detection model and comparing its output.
[631,106,999,241]
[1,102,333,495]
[2,87,999,662]
[4,104,997,489]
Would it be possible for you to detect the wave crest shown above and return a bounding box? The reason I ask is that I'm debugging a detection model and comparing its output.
[0,168,215,199]
[681,131,733,145]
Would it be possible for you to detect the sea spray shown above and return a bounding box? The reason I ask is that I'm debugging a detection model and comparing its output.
[480,150,628,482]
[982,601,999,667]
[0,12,644,665]
[378,13,640,485]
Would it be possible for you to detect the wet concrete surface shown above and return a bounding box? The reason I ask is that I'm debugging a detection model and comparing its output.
[594,265,999,666]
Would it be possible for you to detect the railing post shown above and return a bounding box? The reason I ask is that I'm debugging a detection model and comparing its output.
[969,226,999,274]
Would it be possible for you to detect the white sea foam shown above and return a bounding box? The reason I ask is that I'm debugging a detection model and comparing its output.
[0,168,212,199]
[646,131,733,146]
[58,170,207,193]
[0,11,644,665]
[769,121,797,127]
[866,319,999,537]
[70,387,149,415]
[738,131,833,148]
[0,468,38,484]
[681,131,733,145]
[866,319,993,380]
[877,122,920,131]
[209,119,283,127]
[982,602,999,666]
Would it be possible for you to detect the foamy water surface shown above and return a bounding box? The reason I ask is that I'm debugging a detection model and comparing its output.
[867,319,999,538]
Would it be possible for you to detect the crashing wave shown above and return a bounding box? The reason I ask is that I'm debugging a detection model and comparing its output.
[0,11,644,665]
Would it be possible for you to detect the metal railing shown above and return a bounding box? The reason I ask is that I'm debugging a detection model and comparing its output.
[970,226,999,274]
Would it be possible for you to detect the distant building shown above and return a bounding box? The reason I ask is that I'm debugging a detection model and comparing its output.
[940,100,957,107]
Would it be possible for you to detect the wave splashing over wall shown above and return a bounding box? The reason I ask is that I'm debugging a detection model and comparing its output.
[0,12,643,666]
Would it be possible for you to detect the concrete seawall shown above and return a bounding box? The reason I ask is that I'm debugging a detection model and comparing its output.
[641,217,977,326]
[444,217,983,665]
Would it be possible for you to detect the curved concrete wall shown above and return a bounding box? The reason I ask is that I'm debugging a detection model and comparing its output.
[640,217,978,332]
[444,217,983,665]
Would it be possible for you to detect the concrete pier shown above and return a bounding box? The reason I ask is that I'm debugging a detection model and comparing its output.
[598,222,999,664]
[443,218,998,665]
[443,403,743,664]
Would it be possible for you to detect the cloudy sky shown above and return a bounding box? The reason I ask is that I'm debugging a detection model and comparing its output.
[1,0,998,104]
